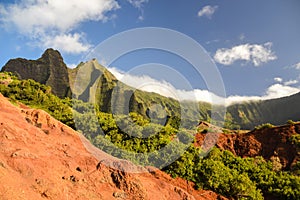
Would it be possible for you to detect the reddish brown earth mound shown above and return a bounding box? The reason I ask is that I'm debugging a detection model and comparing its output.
[0,93,225,200]
[195,124,300,169]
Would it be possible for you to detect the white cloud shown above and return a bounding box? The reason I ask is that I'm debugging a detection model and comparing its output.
[43,33,91,54]
[0,0,120,54]
[108,67,222,103]
[138,15,144,21]
[198,5,218,19]
[264,84,299,99]
[127,0,149,9]
[214,42,277,66]
[67,63,78,69]
[225,84,300,106]
[289,62,300,70]
[107,67,124,79]
[274,77,283,83]
[127,0,149,21]
[225,95,261,105]
[284,79,298,86]
[109,67,181,99]
[107,67,300,107]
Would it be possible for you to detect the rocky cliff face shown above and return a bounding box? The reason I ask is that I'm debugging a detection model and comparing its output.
[1,49,71,98]
[0,93,224,200]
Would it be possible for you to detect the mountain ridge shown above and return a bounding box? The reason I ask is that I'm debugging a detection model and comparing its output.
[2,48,300,129]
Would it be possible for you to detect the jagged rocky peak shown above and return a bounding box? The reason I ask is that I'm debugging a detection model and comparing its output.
[1,48,71,98]
[39,48,64,62]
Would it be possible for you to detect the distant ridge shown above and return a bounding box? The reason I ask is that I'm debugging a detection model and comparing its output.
[227,92,300,129]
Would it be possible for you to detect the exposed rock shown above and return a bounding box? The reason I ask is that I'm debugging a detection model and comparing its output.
[1,48,71,98]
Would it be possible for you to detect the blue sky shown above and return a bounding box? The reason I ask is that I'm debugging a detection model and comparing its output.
[0,0,300,104]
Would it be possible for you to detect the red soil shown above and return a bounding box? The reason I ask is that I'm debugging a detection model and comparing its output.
[0,93,225,200]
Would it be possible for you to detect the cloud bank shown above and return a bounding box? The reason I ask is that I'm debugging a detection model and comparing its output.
[0,0,120,54]
[214,42,277,66]
[108,67,300,106]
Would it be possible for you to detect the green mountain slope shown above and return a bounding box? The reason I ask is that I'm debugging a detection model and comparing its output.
[227,93,300,129]
[69,59,212,129]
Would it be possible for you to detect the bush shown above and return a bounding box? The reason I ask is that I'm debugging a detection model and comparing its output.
[0,77,75,128]
[287,120,296,125]
[254,123,275,130]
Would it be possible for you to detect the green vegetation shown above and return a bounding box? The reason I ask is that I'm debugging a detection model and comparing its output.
[166,148,300,200]
[254,123,275,130]
[290,134,300,148]
[1,72,300,200]
[0,72,74,128]
[287,119,298,125]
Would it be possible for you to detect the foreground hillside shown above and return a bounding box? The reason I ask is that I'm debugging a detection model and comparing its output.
[0,93,223,200]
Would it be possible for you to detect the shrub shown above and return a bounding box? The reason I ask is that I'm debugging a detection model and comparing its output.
[254,123,275,130]
[287,120,296,125]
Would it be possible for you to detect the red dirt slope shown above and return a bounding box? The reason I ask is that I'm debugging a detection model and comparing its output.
[0,93,225,200]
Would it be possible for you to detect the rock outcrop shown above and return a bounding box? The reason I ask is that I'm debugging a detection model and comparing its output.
[1,49,71,98]
[0,93,224,200]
